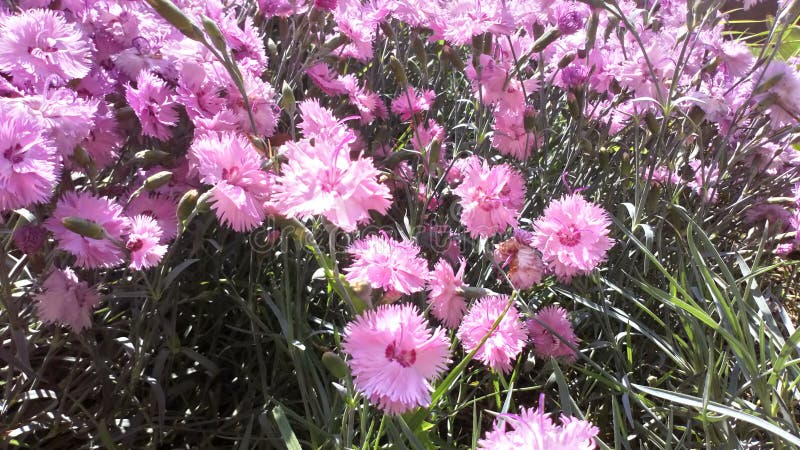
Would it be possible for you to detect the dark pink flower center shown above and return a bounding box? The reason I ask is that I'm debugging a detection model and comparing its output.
[385,341,416,367]
[556,224,582,247]
[222,166,241,182]
[126,238,144,252]
[3,143,24,164]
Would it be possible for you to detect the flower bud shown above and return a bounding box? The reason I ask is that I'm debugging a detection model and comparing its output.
[143,171,173,191]
[389,56,408,87]
[201,16,227,52]
[321,351,349,378]
[145,0,205,41]
[177,189,199,222]
[281,81,296,115]
[62,217,106,240]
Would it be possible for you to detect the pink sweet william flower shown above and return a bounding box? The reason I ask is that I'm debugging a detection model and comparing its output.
[342,303,451,415]
[453,156,526,238]
[34,268,100,332]
[427,259,468,328]
[45,192,130,269]
[0,9,93,87]
[478,395,598,449]
[345,233,430,299]
[126,193,179,242]
[0,106,59,212]
[391,87,436,121]
[457,295,527,374]
[191,132,273,232]
[126,215,168,270]
[125,71,179,141]
[274,133,392,232]
[494,230,545,290]
[528,306,579,362]
[532,193,614,282]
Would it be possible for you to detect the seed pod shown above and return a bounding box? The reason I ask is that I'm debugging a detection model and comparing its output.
[62,217,105,240]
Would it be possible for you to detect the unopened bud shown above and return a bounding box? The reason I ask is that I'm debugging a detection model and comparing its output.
[62,217,105,240]
[145,0,205,41]
[71,145,92,168]
[177,189,199,222]
[135,149,171,165]
[201,16,227,52]
[389,56,408,87]
[143,171,173,191]
[281,81,296,115]
[532,28,561,53]
[195,190,213,213]
[321,351,349,379]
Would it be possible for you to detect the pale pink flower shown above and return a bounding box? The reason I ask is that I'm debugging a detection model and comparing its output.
[427,259,467,328]
[34,268,100,332]
[274,134,392,232]
[45,192,130,269]
[494,231,545,290]
[126,215,167,270]
[0,9,93,86]
[190,132,273,232]
[125,193,179,242]
[345,233,430,298]
[342,303,451,415]
[452,156,526,238]
[528,306,579,362]
[492,108,537,160]
[391,87,436,121]
[478,396,598,449]
[231,71,280,137]
[0,106,59,212]
[126,71,179,140]
[532,193,614,282]
[457,295,527,374]
[687,159,720,204]
[305,63,349,95]
[641,165,680,186]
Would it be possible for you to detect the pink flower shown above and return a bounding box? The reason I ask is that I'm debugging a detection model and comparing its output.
[305,63,349,95]
[274,128,392,232]
[190,132,273,232]
[45,192,130,269]
[478,396,598,449]
[452,156,526,238]
[427,259,467,328]
[528,306,579,362]
[492,108,538,160]
[34,268,100,332]
[391,87,435,121]
[532,193,614,282]
[342,303,451,415]
[344,233,430,298]
[126,215,168,270]
[641,165,680,186]
[125,193,179,242]
[13,224,47,255]
[494,231,545,290]
[457,295,527,374]
[0,106,59,212]
[687,160,720,204]
[126,71,179,141]
[0,9,93,87]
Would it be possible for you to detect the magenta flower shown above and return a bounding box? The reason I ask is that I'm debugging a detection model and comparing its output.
[453,156,526,238]
[342,303,451,415]
[305,63,349,96]
[0,106,59,212]
[532,193,614,282]
[528,306,579,362]
[344,233,431,299]
[13,224,47,255]
[494,231,545,290]
[0,9,93,86]
[125,71,179,141]
[478,396,599,449]
[427,259,468,328]
[191,132,273,232]
[274,135,392,232]
[45,192,130,269]
[457,295,527,374]
[126,215,168,270]
[34,268,100,332]
[391,87,436,121]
